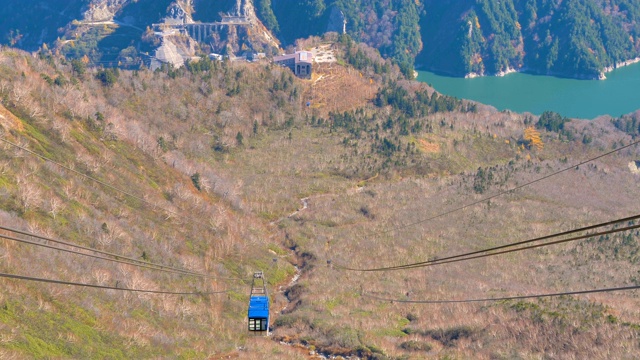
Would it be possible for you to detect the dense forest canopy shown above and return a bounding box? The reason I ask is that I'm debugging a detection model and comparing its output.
[1,0,640,78]
[264,0,640,78]
[419,0,640,78]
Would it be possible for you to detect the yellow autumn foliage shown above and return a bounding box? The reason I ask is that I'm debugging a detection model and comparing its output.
[523,126,544,150]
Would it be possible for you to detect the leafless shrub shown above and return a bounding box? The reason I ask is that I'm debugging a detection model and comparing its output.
[92,269,112,285]
[16,180,40,211]
[9,85,28,105]
[45,197,64,219]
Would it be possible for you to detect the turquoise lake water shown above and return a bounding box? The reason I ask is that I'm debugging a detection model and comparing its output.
[416,63,640,119]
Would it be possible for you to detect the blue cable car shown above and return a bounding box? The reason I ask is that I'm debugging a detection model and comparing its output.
[248,271,269,334]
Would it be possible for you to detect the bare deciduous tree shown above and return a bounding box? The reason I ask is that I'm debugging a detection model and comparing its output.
[97,232,113,248]
[46,197,64,219]
[92,269,111,285]
[10,86,28,105]
[0,80,10,95]
[17,182,40,211]
[51,118,70,142]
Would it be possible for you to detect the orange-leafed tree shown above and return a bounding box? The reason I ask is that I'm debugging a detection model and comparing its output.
[523,126,544,150]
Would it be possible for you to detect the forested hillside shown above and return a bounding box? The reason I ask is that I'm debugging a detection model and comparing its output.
[267,0,640,78]
[258,0,640,78]
[2,0,639,78]
[265,0,422,77]
[419,0,640,78]
[1,36,640,358]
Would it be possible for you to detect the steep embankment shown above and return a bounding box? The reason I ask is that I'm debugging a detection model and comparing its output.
[418,0,640,79]
[0,47,301,358]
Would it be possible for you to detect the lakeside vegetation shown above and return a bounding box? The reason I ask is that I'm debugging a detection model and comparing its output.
[421,0,640,78]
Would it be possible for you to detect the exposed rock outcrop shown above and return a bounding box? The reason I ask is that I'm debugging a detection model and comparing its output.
[83,0,130,22]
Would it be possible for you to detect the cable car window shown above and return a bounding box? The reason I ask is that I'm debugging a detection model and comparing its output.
[248,318,267,331]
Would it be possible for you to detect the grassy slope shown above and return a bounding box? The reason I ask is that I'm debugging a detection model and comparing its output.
[0,49,296,358]
[242,111,640,358]
[0,45,639,359]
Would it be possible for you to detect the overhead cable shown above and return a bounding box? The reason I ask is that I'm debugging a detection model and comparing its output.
[0,231,210,279]
[0,225,241,281]
[365,224,640,271]
[1,137,159,212]
[337,214,640,271]
[0,137,244,282]
[0,271,228,295]
[363,139,640,239]
[362,285,640,304]
[0,137,206,228]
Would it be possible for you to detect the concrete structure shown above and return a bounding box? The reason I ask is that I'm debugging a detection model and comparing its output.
[273,51,313,78]
[151,40,184,70]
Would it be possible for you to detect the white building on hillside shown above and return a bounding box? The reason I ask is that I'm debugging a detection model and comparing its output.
[273,51,313,78]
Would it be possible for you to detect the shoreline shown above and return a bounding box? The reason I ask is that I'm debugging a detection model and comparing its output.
[423,56,640,81]
[600,57,640,80]
[464,66,518,79]
[415,61,640,119]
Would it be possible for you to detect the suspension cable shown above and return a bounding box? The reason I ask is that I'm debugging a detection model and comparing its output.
[372,224,640,271]
[0,226,242,281]
[0,271,229,295]
[1,137,160,212]
[336,214,640,271]
[361,139,640,239]
[0,136,244,281]
[0,137,212,230]
[362,285,640,304]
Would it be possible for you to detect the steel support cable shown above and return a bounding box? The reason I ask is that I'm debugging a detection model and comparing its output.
[360,139,640,239]
[0,138,244,281]
[355,223,640,272]
[361,285,640,304]
[0,271,230,295]
[0,226,242,281]
[0,225,206,277]
[0,232,209,279]
[0,137,210,230]
[1,137,157,212]
[337,213,640,272]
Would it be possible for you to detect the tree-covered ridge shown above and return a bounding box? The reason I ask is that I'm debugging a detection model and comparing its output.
[458,0,524,75]
[420,0,640,78]
[0,0,87,51]
[519,0,639,78]
[255,0,279,33]
[263,0,640,78]
[3,0,640,79]
[268,0,422,77]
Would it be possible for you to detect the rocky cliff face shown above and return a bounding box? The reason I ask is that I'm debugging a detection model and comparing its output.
[0,0,278,69]
[83,0,130,22]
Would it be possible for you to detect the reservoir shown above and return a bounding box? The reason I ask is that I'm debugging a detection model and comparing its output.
[416,63,640,119]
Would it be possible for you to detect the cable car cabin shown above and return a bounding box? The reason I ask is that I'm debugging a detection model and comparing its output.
[248,295,269,331]
[248,271,269,334]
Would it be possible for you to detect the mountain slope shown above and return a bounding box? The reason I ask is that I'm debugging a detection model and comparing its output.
[3,0,640,78]
[0,47,299,358]
[207,0,640,78]
[1,42,640,358]
[420,0,640,78]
